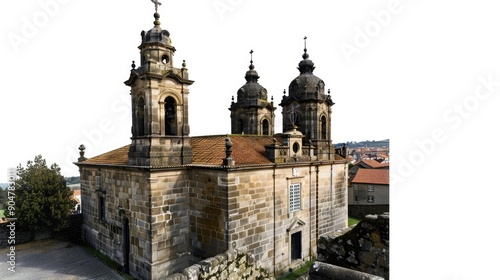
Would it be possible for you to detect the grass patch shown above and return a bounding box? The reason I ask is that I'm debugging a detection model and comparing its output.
[0,210,4,218]
[348,216,361,226]
[80,243,136,280]
[277,260,314,280]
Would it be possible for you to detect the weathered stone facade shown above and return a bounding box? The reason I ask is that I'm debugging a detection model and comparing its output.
[78,161,348,279]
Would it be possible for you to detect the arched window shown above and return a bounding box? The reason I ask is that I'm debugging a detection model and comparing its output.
[137,97,145,136]
[321,115,327,140]
[262,119,270,135]
[164,97,176,135]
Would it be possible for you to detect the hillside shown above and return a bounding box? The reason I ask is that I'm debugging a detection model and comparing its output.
[335,139,389,149]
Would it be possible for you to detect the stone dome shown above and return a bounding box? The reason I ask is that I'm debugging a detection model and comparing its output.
[288,51,326,101]
[141,13,171,45]
[236,62,268,102]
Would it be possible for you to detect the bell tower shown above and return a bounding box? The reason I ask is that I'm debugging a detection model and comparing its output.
[280,37,335,160]
[229,50,275,135]
[125,8,194,166]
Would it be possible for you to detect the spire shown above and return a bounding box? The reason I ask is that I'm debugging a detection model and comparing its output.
[151,0,162,26]
[302,36,309,60]
[140,0,170,46]
[249,49,255,70]
[298,36,315,74]
[245,49,259,82]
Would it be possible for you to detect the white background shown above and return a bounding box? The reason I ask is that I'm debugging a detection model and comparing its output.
[1,1,500,279]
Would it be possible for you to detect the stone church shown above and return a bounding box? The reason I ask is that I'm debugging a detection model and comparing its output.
[75,7,348,280]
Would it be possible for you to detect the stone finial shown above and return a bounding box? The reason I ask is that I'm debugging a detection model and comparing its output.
[78,144,87,162]
[225,137,233,159]
[131,61,136,69]
[223,137,235,167]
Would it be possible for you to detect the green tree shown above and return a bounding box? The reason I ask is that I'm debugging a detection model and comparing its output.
[7,155,75,233]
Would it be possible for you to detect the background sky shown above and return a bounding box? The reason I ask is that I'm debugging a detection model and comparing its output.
[1,1,500,279]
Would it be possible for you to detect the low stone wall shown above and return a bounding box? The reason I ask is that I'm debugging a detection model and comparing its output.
[0,214,82,248]
[0,220,32,248]
[54,214,83,242]
[317,213,389,279]
[308,261,384,280]
[165,249,275,280]
[348,205,389,219]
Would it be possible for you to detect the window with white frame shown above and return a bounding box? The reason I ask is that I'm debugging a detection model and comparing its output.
[367,195,374,203]
[367,185,374,192]
[289,183,301,212]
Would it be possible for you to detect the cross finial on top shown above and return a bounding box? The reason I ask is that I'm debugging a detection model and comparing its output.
[249,50,255,70]
[151,0,162,13]
[302,36,309,59]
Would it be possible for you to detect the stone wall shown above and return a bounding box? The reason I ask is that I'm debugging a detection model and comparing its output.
[80,167,158,280]
[165,249,274,280]
[348,205,389,220]
[79,161,348,279]
[307,261,384,280]
[317,213,389,279]
[225,163,348,275]
[0,214,83,249]
[189,169,229,261]
[0,221,32,248]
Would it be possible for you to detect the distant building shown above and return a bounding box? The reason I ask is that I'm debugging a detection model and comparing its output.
[348,159,389,183]
[68,183,81,214]
[74,6,348,280]
[348,169,389,218]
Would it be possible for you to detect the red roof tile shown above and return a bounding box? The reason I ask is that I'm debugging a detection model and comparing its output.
[355,159,389,169]
[81,135,343,167]
[191,135,281,165]
[351,169,389,185]
[82,135,284,166]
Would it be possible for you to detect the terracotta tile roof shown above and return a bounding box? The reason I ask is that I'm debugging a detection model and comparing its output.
[81,135,343,167]
[191,135,281,165]
[351,169,389,185]
[83,145,129,165]
[355,159,389,169]
[377,153,390,159]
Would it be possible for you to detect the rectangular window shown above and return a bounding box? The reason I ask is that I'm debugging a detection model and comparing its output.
[367,195,374,203]
[367,185,374,192]
[353,184,358,190]
[289,183,301,212]
[95,176,101,188]
[99,196,106,221]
